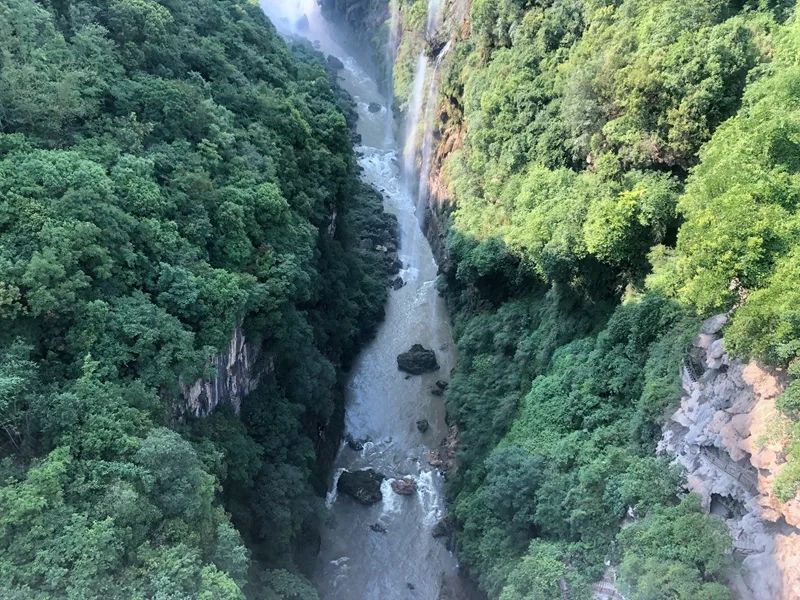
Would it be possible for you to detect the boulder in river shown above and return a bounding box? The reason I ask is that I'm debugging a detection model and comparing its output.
[431,379,449,396]
[370,523,387,534]
[326,54,344,70]
[432,517,456,551]
[397,344,439,374]
[338,469,385,505]
[390,477,417,496]
[390,276,405,291]
[345,434,368,452]
[426,425,459,473]
[416,419,430,433]
[388,257,403,274]
[432,516,453,539]
[368,102,382,113]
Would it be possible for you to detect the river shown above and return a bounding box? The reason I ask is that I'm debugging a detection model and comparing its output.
[260,2,466,598]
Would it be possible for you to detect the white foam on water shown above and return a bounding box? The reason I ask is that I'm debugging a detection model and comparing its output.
[358,149,401,188]
[330,556,350,588]
[411,280,436,307]
[403,266,421,282]
[341,56,372,86]
[416,470,444,527]
[326,468,346,508]
[379,478,404,517]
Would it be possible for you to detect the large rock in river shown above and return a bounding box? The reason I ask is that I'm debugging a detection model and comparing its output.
[390,477,417,496]
[397,344,439,375]
[326,54,344,70]
[338,469,385,505]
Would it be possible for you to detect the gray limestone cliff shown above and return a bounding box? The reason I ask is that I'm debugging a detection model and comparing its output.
[179,326,269,418]
[659,315,800,600]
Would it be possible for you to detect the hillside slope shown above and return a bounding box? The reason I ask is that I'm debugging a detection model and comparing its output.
[0,1,393,597]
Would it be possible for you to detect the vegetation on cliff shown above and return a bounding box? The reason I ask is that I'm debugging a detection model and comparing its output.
[0,0,391,597]
[427,0,800,598]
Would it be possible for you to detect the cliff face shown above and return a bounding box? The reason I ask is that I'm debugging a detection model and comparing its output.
[317,0,469,269]
[660,315,800,600]
[421,0,471,266]
[180,326,269,418]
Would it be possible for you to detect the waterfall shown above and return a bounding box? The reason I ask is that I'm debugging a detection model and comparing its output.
[259,0,309,35]
[426,0,444,37]
[402,0,446,202]
[415,41,451,215]
[388,0,400,63]
[384,0,401,145]
[402,54,429,181]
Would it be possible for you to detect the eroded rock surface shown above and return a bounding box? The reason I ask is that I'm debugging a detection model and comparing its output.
[659,315,800,600]
[180,326,264,418]
[427,425,459,473]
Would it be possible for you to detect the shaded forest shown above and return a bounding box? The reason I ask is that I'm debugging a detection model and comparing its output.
[0,1,393,598]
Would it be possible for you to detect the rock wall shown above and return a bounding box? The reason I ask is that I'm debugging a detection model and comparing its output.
[659,315,800,600]
[422,0,471,267]
[180,326,269,418]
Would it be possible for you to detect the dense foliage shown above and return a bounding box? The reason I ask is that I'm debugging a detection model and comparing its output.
[652,12,800,504]
[0,0,391,597]
[427,0,800,598]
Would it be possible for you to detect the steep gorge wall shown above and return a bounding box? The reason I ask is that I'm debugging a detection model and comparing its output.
[660,315,800,599]
[318,0,391,83]
[319,0,390,32]
[319,0,469,268]
[389,0,472,264]
[179,326,269,418]
[422,0,470,268]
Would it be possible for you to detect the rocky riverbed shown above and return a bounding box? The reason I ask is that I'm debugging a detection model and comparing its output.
[260,3,470,598]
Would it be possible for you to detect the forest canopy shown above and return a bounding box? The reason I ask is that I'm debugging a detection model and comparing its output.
[419,0,800,598]
[0,0,391,598]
